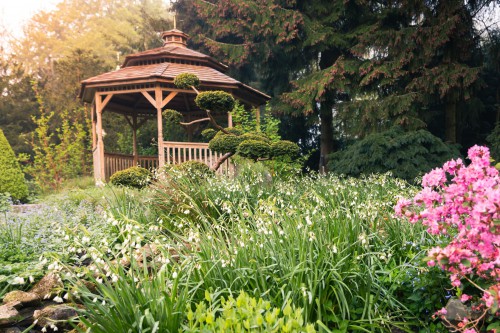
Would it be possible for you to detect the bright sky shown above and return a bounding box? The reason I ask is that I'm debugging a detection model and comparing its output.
[0,0,60,38]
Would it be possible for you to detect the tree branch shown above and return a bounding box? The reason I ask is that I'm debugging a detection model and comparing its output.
[211,152,234,171]
[179,118,210,126]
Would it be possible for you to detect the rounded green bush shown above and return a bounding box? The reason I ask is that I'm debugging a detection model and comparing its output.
[195,91,235,113]
[109,166,152,189]
[271,140,300,159]
[0,129,28,202]
[162,109,183,124]
[239,132,270,143]
[173,73,200,89]
[237,139,271,160]
[173,161,213,177]
[209,133,244,154]
[201,128,217,141]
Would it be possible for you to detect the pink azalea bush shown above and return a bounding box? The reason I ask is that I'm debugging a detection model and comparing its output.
[395,145,500,331]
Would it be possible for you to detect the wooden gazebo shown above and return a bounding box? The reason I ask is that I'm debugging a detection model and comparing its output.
[80,29,270,183]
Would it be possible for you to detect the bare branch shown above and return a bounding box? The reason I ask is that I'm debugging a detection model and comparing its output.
[211,152,234,171]
[191,85,200,94]
[179,118,210,126]
[207,110,231,134]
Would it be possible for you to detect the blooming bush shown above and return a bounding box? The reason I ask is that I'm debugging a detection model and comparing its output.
[396,145,500,332]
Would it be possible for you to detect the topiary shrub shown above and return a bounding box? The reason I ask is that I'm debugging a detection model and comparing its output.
[328,126,460,182]
[109,166,152,189]
[237,139,271,160]
[0,129,28,202]
[195,91,235,113]
[162,109,183,123]
[239,132,270,143]
[201,128,217,142]
[173,73,200,89]
[173,161,214,177]
[208,128,244,154]
[271,140,300,159]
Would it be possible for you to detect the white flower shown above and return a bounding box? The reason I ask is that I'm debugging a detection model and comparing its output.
[183,209,190,215]
[12,277,25,285]
[53,296,63,303]
[172,271,178,279]
[63,293,69,300]
[111,274,119,283]
[41,327,47,332]
[96,277,103,284]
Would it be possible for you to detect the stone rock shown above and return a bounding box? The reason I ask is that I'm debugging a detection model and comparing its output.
[0,303,20,327]
[444,298,469,322]
[33,304,79,328]
[2,291,41,307]
[29,273,63,300]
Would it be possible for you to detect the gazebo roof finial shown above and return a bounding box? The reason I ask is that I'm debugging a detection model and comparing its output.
[161,27,189,48]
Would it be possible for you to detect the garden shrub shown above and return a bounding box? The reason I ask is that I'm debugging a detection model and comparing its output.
[201,128,217,141]
[237,140,271,160]
[396,146,500,332]
[173,161,214,177]
[195,91,235,113]
[0,129,28,202]
[109,166,152,189]
[183,290,316,333]
[174,73,200,89]
[239,132,270,143]
[328,126,460,182]
[208,130,244,154]
[271,140,300,160]
[163,109,183,123]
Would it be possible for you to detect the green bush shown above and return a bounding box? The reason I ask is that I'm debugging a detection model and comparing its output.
[0,129,28,202]
[195,91,235,113]
[271,140,300,159]
[174,73,200,90]
[328,126,460,182]
[239,132,270,143]
[183,291,316,333]
[208,130,244,154]
[163,109,183,123]
[201,128,217,142]
[109,166,152,189]
[173,161,214,177]
[237,140,271,160]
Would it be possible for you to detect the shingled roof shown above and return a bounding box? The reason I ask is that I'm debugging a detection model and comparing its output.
[80,29,269,106]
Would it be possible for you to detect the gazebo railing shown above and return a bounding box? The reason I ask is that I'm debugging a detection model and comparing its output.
[104,153,159,179]
[164,141,232,173]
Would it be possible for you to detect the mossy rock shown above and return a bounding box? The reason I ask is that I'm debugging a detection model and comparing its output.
[237,139,271,160]
[109,166,152,189]
[0,129,28,202]
[195,91,235,113]
[173,73,200,89]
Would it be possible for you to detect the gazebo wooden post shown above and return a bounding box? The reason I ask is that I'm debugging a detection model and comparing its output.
[155,86,165,168]
[94,93,113,183]
[228,112,233,128]
[132,115,138,165]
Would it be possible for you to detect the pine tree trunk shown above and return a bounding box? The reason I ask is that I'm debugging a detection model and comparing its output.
[319,103,334,173]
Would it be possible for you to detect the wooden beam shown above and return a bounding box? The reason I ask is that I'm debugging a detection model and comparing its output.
[132,115,138,165]
[161,91,178,108]
[101,94,113,110]
[141,91,157,108]
[155,85,165,168]
[95,92,106,183]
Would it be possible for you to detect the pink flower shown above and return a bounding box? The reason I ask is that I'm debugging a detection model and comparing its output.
[460,294,472,302]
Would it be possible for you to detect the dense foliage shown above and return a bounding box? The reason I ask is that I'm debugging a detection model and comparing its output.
[173,73,201,90]
[396,146,500,332]
[0,130,28,202]
[328,127,460,182]
[109,166,152,189]
[194,91,236,113]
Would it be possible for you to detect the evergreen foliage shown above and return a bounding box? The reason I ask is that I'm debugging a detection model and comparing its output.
[0,130,29,202]
[487,122,500,161]
[194,91,235,113]
[109,166,152,189]
[173,73,200,89]
[173,161,214,177]
[271,140,301,160]
[237,140,271,160]
[201,128,217,141]
[208,131,245,154]
[328,127,460,182]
